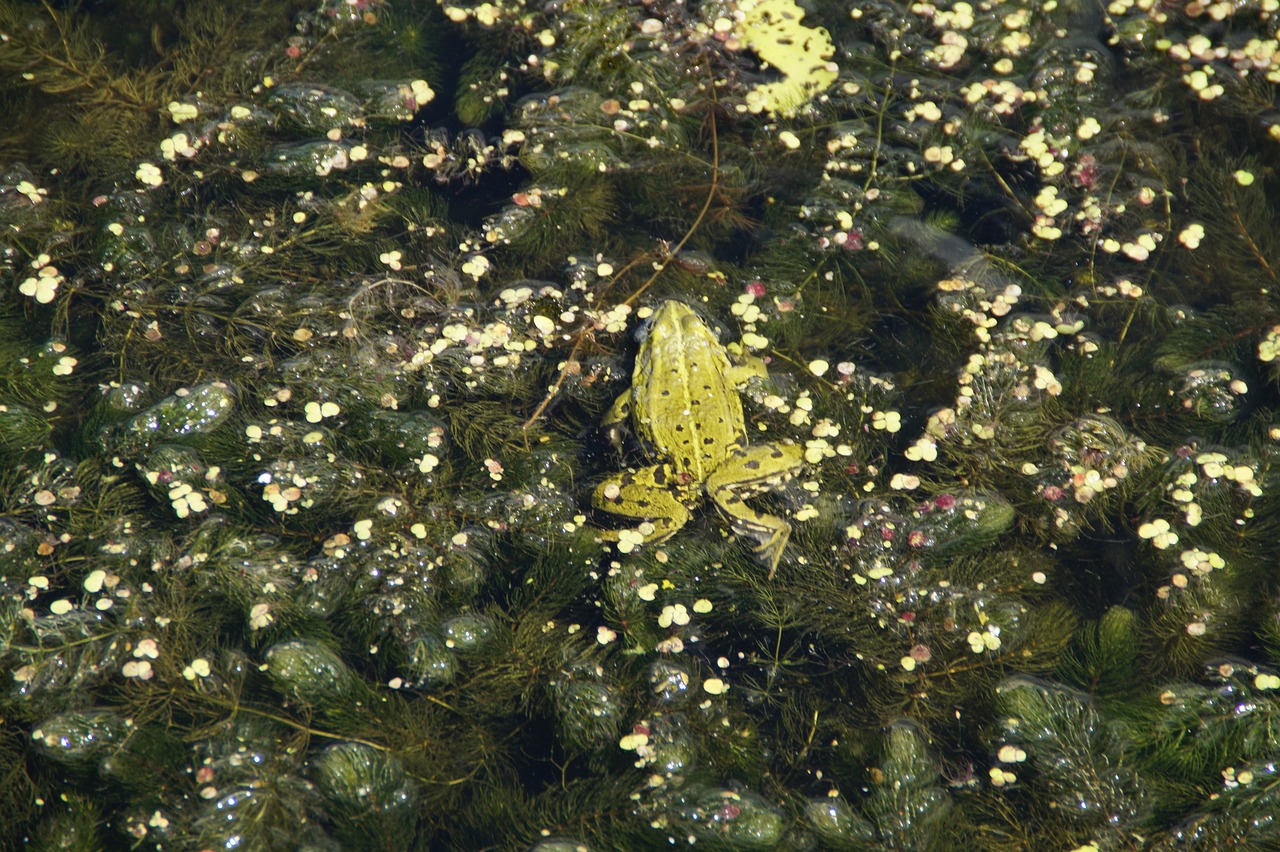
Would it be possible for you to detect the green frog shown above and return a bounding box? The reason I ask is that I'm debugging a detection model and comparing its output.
[593,301,804,577]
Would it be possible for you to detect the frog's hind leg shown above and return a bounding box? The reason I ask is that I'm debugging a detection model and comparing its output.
[592,464,692,550]
[706,443,804,579]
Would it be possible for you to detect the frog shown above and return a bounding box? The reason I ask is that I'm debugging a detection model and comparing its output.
[592,300,805,578]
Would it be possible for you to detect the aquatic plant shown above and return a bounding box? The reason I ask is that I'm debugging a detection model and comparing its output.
[3,0,1280,847]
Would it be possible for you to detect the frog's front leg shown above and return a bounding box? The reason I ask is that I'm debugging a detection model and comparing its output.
[601,391,632,454]
[592,464,693,550]
[706,442,805,579]
[725,354,768,387]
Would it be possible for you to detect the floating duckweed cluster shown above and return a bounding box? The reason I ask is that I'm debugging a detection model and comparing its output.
[3,0,1280,847]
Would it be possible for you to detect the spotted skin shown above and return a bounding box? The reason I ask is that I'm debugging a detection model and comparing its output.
[593,301,804,577]
[706,443,803,576]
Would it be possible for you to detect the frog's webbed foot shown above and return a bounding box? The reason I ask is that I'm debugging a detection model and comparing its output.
[719,507,791,580]
[706,443,805,579]
[592,464,692,551]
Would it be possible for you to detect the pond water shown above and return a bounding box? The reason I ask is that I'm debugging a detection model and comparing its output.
[2,0,1280,847]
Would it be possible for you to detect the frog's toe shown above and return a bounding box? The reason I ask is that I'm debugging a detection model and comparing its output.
[749,527,790,580]
[594,518,681,550]
[710,484,795,579]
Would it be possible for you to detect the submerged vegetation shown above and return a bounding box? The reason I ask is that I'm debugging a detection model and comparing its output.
[3,0,1280,847]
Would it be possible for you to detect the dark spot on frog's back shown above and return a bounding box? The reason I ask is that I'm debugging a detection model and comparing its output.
[744,460,761,470]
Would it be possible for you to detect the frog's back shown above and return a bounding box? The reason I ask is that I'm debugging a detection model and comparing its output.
[633,302,747,479]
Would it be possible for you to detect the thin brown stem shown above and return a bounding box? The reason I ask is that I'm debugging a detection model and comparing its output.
[521,103,722,430]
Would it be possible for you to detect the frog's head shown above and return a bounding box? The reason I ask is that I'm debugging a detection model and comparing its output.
[640,300,717,346]
[651,299,694,329]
